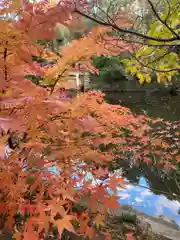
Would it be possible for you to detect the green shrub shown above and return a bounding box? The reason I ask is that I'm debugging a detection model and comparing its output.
[92,56,135,83]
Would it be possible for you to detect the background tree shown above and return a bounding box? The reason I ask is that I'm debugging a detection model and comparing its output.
[75,0,180,85]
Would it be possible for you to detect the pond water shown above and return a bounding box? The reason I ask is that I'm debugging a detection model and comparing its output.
[118,176,180,226]
[104,90,180,121]
[85,169,180,227]
[104,90,180,227]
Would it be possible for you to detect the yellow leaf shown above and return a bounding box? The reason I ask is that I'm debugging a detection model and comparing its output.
[137,73,144,84]
[157,74,161,83]
[130,67,137,75]
[167,75,172,82]
[145,74,151,83]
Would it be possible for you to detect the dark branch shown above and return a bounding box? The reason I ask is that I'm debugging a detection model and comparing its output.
[75,8,179,43]
[3,41,8,81]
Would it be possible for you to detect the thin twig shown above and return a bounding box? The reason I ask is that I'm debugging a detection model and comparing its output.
[146,0,180,39]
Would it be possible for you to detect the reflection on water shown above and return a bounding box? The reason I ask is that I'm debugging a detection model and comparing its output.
[110,158,180,201]
[117,176,180,227]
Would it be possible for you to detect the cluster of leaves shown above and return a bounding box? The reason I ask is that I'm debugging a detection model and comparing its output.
[0,86,153,239]
[121,0,180,84]
[149,120,180,167]
[0,1,179,240]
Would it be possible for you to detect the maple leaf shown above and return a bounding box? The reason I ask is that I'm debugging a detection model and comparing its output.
[54,215,76,239]
[107,176,126,193]
[0,1,177,239]
[143,156,152,164]
[0,117,24,133]
[7,204,16,230]
[19,204,37,216]
[85,226,95,240]
[175,155,180,162]
[23,230,39,240]
[0,203,8,214]
[93,167,109,179]
[103,195,121,215]
[0,136,8,159]
[13,232,21,240]
[94,214,105,228]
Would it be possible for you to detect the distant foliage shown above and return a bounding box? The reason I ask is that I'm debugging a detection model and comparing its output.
[92,56,134,83]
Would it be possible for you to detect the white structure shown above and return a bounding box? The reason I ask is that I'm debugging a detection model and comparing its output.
[68,70,91,91]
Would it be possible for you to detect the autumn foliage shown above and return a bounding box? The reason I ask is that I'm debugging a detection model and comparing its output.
[0,1,179,239]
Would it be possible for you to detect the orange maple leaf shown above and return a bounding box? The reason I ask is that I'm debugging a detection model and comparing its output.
[54,215,76,238]
[23,230,39,240]
[107,176,126,193]
[175,155,180,162]
[94,214,105,228]
[103,195,121,215]
[93,167,109,179]
[85,226,95,240]
[77,212,90,234]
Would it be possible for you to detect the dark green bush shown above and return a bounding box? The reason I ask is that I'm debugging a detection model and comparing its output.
[92,56,135,83]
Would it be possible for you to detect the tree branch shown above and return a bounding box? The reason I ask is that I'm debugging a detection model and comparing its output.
[130,51,180,73]
[3,41,8,82]
[50,68,67,94]
[75,9,179,43]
